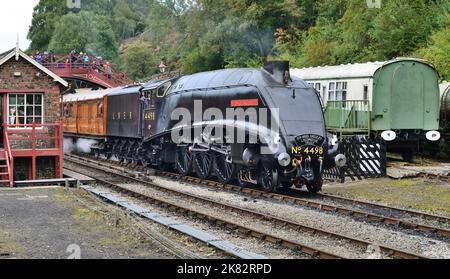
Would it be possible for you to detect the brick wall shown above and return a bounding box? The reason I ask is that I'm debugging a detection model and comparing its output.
[0,57,62,123]
[13,158,31,181]
[0,57,62,150]
[36,157,56,180]
[0,55,64,181]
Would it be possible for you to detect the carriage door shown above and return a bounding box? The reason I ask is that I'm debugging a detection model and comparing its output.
[391,64,424,129]
[143,89,157,137]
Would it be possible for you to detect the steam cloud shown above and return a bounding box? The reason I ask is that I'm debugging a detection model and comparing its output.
[64,138,98,154]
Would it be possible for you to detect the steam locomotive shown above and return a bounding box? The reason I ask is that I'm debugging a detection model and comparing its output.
[63,61,346,193]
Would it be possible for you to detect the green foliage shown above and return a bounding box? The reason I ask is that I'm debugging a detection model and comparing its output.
[27,0,68,51]
[28,0,450,79]
[418,21,450,80]
[120,41,158,80]
[48,12,118,61]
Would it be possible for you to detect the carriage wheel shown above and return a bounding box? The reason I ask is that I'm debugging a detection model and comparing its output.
[214,153,236,184]
[175,146,193,176]
[193,151,214,180]
[260,165,279,192]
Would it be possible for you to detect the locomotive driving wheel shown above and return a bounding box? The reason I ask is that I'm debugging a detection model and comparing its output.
[260,164,279,192]
[214,153,236,184]
[237,167,250,188]
[193,151,214,180]
[175,145,193,176]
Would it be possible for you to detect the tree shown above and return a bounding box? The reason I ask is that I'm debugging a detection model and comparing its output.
[27,0,68,51]
[418,23,450,80]
[370,0,437,60]
[120,41,159,80]
[48,12,118,61]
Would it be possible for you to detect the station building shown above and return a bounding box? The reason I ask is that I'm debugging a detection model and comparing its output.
[0,46,67,186]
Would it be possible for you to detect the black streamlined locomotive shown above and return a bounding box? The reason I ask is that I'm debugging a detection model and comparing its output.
[66,61,346,193]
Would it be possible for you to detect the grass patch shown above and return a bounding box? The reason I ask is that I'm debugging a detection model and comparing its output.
[325,178,450,216]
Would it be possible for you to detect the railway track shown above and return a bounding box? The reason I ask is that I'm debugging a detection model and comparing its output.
[65,154,431,259]
[65,154,450,239]
[315,192,450,226]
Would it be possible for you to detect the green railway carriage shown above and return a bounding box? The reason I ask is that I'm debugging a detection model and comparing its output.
[291,58,441,159]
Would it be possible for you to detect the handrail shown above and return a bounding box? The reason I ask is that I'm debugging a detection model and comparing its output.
[39,54,132,86]
[324,100,371,136]
[3,124,14,187]
[5,122,63,150]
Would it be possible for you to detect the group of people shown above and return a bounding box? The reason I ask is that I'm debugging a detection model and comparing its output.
[30,50,55,64]
[31,49,114,80]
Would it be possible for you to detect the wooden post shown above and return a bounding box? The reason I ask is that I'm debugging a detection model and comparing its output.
[31,122,36,180]
[59,122,64,178]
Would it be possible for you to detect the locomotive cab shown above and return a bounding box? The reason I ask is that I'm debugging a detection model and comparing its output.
[141,80,174,137]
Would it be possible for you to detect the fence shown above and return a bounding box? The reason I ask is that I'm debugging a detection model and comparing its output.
[323,136,387,182]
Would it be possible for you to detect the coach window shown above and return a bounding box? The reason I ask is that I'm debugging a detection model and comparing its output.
[8,93,44,127]
[363,85,369,101]
[157,81,173,98]
[98,101,104,117]
[328,82,335,101]
[315,83,321,94]
[336,82,347,101]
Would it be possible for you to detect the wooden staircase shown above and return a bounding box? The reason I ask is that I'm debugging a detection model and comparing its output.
[1,131,14,187]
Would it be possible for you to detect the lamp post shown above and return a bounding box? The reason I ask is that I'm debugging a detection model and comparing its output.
[159,63,167,74]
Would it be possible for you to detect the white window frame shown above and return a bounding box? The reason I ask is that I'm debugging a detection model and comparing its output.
[328,82,336,101]
[336,82,347,102]
[7,93,45,129]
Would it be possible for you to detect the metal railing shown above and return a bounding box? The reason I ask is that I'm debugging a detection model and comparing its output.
[324,100,371,136]
[40,54,133,86]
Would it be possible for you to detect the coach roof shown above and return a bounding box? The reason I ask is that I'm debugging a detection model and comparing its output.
[291,58,436,80]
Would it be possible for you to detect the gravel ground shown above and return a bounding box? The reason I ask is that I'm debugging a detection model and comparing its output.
[115,182,388,259]
[89,185,309,259]
[65,158,450,259]
[0,187,221,259]
[141,175,450,259]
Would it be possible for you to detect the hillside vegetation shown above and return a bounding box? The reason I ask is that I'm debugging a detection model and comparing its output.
[27,0,450,81]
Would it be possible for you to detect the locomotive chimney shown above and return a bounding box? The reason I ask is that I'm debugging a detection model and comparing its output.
[262,61,291,85]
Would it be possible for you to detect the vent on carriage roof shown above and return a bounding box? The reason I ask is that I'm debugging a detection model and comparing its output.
[262,61,291,85]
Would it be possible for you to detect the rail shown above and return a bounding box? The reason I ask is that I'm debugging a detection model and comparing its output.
[5,122,63,151]
[40,54,133,87]
[325,100,371,137]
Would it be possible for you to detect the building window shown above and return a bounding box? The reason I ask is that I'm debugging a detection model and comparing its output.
[8,93,44,127]
[363,85,369,101]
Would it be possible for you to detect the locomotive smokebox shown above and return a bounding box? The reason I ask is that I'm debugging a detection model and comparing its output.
[262,61,291,85]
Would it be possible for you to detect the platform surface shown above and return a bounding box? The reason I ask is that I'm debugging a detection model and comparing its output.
[63,169,96,184]
[0,187,174,259]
